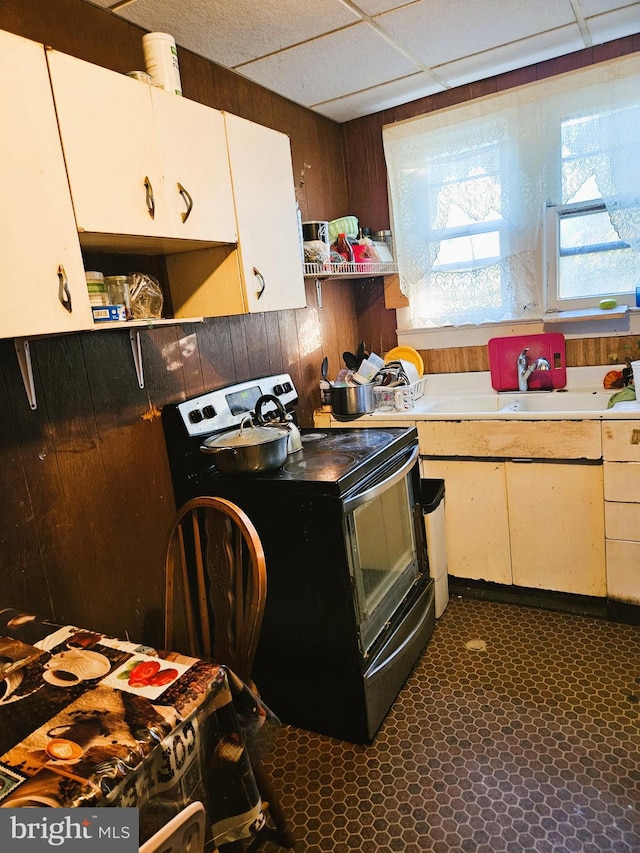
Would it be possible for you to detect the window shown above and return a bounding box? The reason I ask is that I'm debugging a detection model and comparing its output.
[545,111,640,311]
[383,55,640,329]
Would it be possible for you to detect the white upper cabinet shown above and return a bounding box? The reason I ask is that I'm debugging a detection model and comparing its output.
[46,50,237,250]
[223,112,306,313]
[0,31,93,338]
[166,113,307,317]
[151,90,236,243]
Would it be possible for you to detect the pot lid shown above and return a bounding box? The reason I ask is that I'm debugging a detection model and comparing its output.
[202,422,288,449]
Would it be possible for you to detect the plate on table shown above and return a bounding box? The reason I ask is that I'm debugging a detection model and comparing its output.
[384,346,424,379]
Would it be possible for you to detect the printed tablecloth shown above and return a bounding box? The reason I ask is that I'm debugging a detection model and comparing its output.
[0,608,278,848]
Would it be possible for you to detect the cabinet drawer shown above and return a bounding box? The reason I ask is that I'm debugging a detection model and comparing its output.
[605,501,640,542]
[603,461,640,503]
[418,419,601,459]
[602,421,640,461]
[606,539,640,603]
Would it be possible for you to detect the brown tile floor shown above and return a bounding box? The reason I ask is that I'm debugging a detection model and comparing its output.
[259,596,640,853]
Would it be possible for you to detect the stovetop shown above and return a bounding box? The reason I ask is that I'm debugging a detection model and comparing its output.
[162,374,418,499]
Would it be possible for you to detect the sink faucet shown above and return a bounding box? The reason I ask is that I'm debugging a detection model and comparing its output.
[517,348,551,391]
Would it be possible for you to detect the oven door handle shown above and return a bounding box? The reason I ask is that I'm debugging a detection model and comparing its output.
[343,445,419,513]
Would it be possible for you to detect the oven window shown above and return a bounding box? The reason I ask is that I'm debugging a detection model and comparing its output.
[345,471,420,655]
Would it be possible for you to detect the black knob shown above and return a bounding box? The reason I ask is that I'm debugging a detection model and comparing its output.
[202,405,216,419]
[188,409,203,423]
[273,384,284,396]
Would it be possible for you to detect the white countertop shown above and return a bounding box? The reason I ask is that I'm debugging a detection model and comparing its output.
[320,367,640,423]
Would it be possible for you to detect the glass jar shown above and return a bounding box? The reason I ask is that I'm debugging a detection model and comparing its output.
[104,275,132,318]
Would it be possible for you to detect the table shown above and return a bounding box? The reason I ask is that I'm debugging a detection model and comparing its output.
[0,608,279,848]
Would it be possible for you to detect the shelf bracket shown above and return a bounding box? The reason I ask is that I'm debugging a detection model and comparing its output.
[315,278,323,309]
[129,329,145,389]
[14,338,37,410]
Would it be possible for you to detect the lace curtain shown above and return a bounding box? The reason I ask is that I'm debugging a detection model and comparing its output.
[383,55,640,329]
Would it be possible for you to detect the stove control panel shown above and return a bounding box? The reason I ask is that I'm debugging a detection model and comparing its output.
[177,373,298,437]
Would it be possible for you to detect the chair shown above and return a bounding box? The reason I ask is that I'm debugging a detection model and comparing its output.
[139,801,206,853]
[164,496,296,851]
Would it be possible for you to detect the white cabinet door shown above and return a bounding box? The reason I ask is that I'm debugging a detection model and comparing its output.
[47,51,236,247]
[224,112,306,313]
[0,32,92,338]
[507,461,605,596]
[47,50,162,240]
[421,459,512,585]
[150,88,236,243]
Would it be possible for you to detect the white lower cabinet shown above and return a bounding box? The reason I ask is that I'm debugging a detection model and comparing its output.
[420,459,512,585]
[0,31,93,338]
[421,457,605,596]
[507,460,605,595]
[603,422,640,604]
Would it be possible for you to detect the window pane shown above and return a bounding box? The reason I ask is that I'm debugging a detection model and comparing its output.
[558,208,637,299]
[433,231,501,269]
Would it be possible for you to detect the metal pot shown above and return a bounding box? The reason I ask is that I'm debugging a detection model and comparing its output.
[254,394,303,454]
[330,384,375,421]
[199,417,289,475]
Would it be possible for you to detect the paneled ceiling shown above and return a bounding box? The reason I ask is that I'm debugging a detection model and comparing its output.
[89,0,640,122]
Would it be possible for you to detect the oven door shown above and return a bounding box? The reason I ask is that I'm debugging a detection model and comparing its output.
[342,444,424,656]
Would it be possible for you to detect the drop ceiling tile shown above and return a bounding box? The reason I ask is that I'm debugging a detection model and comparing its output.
[579,0,639,14]
[355,0,415,13]
[106,0,358,67]
[436,24,585,88]
[315,71,445,121]
[238,22,421,106]
[586,4,640,42]
[376,0,579,68]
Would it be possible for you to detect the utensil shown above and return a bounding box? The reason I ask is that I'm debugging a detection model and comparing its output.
[330,384,375,420]
[199,417,289,475]
[356,342,366,362]
[321,356,329,382]
[343,351,359,370]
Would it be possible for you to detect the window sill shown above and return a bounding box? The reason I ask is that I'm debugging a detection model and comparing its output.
[543,305,630,324]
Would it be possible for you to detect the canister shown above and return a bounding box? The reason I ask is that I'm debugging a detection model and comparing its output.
[302,220,331,270]
[142,32,182,95]
[85,271,107,306]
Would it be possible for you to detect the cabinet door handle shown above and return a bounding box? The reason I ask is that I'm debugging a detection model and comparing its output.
[177,182,193,223]
[57,264,72,313]
[143,176,155,219]
[253,267,266,300]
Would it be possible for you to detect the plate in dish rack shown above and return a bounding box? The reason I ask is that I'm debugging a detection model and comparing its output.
[384,346,424,378]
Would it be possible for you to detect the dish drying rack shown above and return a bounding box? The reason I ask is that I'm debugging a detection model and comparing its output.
[374,376,426,412]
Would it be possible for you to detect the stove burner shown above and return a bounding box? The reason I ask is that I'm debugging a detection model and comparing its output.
[301,432,328,443]
[283,451,356,476]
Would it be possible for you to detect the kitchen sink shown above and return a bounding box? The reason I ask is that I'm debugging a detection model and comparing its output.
[415,389,615,418]
[496,391,611,413]
[421,394,503,414]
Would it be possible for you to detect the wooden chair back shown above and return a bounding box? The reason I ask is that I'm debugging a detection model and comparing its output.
[163,496,267,683]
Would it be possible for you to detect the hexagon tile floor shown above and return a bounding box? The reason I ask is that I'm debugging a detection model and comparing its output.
[257,596,640,853]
